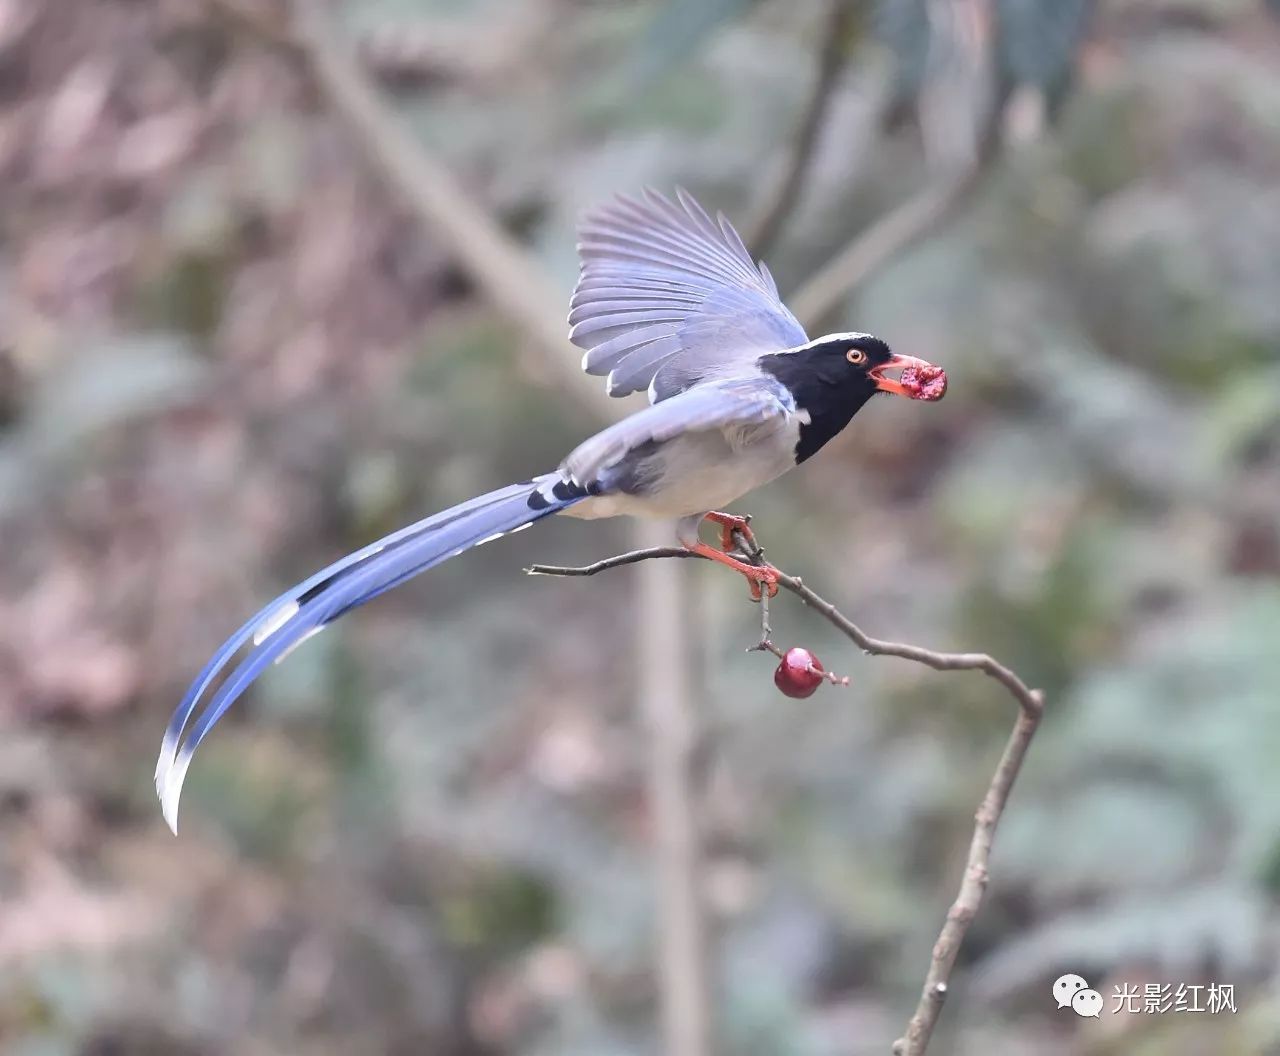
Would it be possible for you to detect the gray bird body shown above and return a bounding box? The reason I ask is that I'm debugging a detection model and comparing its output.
[558,373,806,542]
[154,188,926,831]
[565,418,801,527]
[554,188,829,541]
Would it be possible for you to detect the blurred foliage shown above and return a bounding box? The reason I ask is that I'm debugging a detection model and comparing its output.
[628,0,759,87]
[996,0,1092,106]
[878,0,1093,128]
[1,1,1278,1055]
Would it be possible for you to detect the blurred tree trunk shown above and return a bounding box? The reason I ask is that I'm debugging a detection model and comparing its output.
[278,8,715,1053]
[635,519,711,1056]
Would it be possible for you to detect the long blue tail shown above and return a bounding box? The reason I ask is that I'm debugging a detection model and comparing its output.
[155,474,587,831]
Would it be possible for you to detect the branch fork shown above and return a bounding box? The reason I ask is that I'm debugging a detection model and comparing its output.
[529,521,1044,1056]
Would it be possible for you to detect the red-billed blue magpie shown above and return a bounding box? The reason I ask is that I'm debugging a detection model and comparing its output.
[155,189,945,831]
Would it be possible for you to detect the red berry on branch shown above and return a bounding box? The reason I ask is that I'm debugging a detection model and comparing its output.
[773,647,826,699]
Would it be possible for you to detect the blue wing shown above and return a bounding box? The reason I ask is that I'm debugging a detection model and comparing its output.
[569,189,808,401]
[560,375,797,486]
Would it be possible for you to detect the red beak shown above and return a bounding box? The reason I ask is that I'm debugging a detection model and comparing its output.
[869,353,948,401]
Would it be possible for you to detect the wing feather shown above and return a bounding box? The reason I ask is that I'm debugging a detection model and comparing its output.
[570,189,807,401]
[574,286,705,302]
[561,376,795,486]
[568,310,688,338]
[603,337,687,397]
[602,197,760,284]
[581,323,681,374]
[568,298,700,324]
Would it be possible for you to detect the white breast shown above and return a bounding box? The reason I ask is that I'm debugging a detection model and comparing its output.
[565,415,801,522]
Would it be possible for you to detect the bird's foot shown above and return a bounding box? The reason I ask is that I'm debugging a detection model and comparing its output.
[702,511,757,555]
[685,541,779,600]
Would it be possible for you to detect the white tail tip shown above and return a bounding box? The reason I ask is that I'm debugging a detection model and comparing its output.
[160,750,193,834]
[154,730,179,794]
[253,600,300,645]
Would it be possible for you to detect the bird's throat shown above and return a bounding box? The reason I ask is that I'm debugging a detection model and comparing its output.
[793,400,865,462]
[758,351,876,463]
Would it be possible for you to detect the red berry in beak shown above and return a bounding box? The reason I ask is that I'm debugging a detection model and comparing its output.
[899,363,947,401]
[773,647,825,699]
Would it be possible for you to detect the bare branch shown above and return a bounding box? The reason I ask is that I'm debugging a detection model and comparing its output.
[890,702,1040,1055]
[531,536,1038,716]
[745,0,859,257]
[528,530,1044,1055]
[776,565,1038,713]
[526,547,699,576]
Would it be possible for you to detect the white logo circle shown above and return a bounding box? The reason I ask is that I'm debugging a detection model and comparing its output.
[1071,988,1103,1018]
[1052,973,1089,1010]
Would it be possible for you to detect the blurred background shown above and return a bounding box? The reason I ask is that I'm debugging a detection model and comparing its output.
[2,0,1280,1053]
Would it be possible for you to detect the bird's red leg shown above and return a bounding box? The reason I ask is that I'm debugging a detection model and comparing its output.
[702,511,758,554]
[685,542,780,600]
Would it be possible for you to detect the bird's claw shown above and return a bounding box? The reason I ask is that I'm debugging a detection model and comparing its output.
[685,540,779,599]
[745,568,780,601]
[691,514,775,598]
[703,511,758,556]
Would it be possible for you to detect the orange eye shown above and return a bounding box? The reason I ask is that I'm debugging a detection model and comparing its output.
[846,348,867,365]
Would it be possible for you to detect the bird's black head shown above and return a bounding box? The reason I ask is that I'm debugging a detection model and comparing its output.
[758,332,945,463]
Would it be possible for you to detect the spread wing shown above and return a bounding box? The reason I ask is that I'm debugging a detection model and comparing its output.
[569,188,808,403]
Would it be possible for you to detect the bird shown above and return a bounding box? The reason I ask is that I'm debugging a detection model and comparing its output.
[154,188,945,832]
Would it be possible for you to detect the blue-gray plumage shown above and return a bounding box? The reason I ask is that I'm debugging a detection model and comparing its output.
[570,188,807,400]
[155,188,944,831]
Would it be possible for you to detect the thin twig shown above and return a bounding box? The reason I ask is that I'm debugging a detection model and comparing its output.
[529,539,1039,716]
[526,548,699,576]
[890,704,1040,1056]
[528,532,1044,1055]
[745,0,859,257]
[747,586,851,686]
